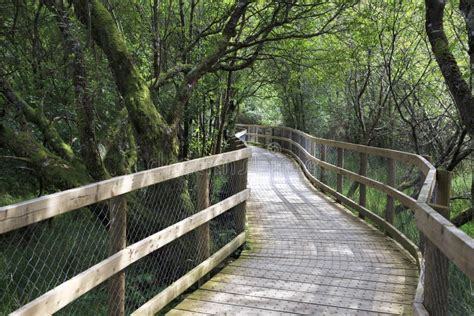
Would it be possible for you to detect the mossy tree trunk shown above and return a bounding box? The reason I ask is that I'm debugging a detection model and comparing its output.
[72,0,177,166]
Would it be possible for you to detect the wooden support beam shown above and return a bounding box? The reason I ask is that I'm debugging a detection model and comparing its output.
[385,158,395,225]
[108,196,127,316]
[235,158,248,234]
[196,170,210,285]
[320,144,326,184]
[359,153,367,219]
[423,170,450,316]
[336,148,344,196]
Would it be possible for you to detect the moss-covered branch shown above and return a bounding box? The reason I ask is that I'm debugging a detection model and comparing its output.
[0,78,74,161]
[148,63,193,90]
[0,123,90,189]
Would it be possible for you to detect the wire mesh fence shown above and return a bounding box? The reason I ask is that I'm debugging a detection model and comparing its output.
[244,124,473,316]
[0,141,249,315]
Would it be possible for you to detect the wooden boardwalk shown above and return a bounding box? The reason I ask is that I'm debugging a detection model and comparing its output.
[168,147,418,315]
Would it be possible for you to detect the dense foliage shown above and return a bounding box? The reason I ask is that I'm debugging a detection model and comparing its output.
[0,0,472,314]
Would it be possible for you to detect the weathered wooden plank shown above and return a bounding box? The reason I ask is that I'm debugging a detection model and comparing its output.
[222,263,418,286]
[200,281,412,314]
[10,189,250,316]
[131,233,246,316]
[219,266,416,295]
[209,274,414,304]
[0,148,252,234]
[238,254,418,270]
[172,299,297,315]
[229,258,419,277]
[188,290,397,315]
[166,309,209,316]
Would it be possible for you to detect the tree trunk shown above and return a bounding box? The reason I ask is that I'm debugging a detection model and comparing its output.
[425,0,474,137]
[46,0,110,181]
[73,0,176,166]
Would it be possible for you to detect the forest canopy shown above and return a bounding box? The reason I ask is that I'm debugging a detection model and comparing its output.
[0,0,472,231]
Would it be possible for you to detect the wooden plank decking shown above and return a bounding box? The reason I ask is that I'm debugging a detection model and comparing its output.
[168,147,417,315]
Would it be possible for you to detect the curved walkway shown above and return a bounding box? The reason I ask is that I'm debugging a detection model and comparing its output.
[168,147,417,315]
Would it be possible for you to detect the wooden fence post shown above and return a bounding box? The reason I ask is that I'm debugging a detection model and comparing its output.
[336,148,344,195]
[196,170,210,285]
[108,195,127,316]
[423,170,451,316]
[264,127,272,145]
[197,170,210,255]
[235,158,248,234]
[307,140,314,176]
[359,153,367,219]
[229,139,248,237]
[385,158,395,225]
[320,144,327,184]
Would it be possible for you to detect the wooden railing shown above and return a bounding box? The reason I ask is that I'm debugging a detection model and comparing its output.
[0,133,251,315]
[238,124,474,316]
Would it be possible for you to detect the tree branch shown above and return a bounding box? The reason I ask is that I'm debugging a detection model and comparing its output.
[148,63,193,90]
[451,208,473,227]
[0,77,74,161]
[0,123,90,189]
[169,0,250,129]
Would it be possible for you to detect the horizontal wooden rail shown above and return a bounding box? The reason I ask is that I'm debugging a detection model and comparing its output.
[265,134,419,208]
[235,129,247,139]
[131,232,246,315]
[240,125,474,282]
[239,124,432,174]
[10,189,250,316]
[0,147,252,234]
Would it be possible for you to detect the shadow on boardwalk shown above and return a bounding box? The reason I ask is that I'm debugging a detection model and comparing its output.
[168,147,417,315]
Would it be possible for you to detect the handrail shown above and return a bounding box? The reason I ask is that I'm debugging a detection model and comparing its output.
[0,146,251,234]
[235,128,247,140]
[2,130,251,316]
[238,124,473,315]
